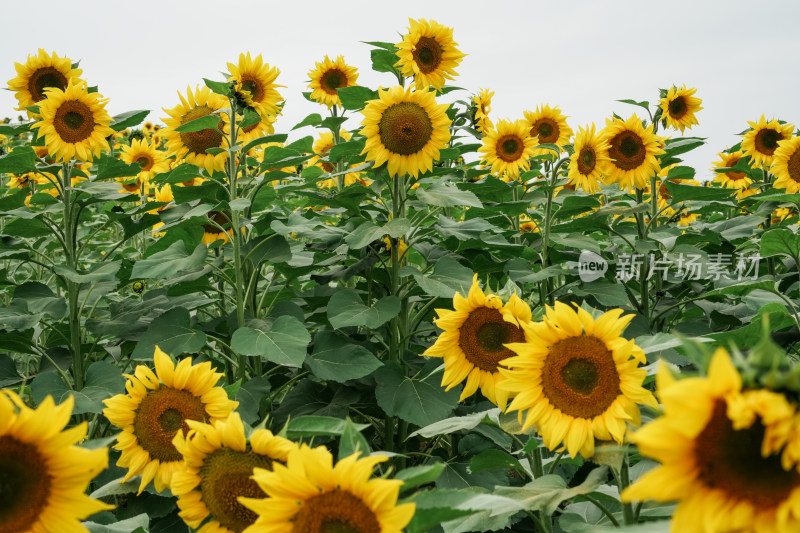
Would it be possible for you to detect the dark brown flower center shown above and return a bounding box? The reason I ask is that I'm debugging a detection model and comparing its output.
[412,36,443,74]
[608,131,646,171]
[203,210,231,233]
[754,128,784,156]
[532,118,559,144]
[724,156,747,181]
[132,387,207,462]
[458,307,525,372]
[578,146,596,175]
[378,102,433,156]
[0,436,52,533]
[321,69,347,95]
[694,399,800,509]
[668,96,687,119]
[540,335,621,419]
[497,135,524,163]
[179,105,223,156]
[121,181,141,193]
[53,100,95,144]
[293,489,380,533]
[240,77,263,102]
[28,66,68,102]
[135,155,153,171]
[787,147,800,183]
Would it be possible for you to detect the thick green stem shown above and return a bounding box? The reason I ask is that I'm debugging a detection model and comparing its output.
[62,163,83,390]
[228,98,247,380]
[635,188,650,321]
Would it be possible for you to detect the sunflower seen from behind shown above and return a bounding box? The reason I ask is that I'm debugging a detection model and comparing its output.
[240,444,415,533]
[622,348,800,533]
[0,390,112,533]
[478,119,539,180]
[741,115,794,168]
[499,303,658,458]
[227,52,283,122]
[103,346,238,494]
[423,274,532,410]
[172,412,296,533]
[567,124,611,194]
[395,18,466,90]
[360,85,451,178]
[31,80,114,162]
[601,114,665,191]
[524,104,573,156]
[308,55,359,108]
[659,85,703,133]
[7,49,83,118]
[772,136,800,194]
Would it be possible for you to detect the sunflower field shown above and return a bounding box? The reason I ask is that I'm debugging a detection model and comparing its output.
[3,17,800,533]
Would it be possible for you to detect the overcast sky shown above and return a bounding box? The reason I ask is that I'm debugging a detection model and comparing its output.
[3,0,799,179]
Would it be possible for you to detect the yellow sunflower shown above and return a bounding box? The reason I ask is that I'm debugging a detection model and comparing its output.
[149,184,174,236]
[162,85,229,175]
[567,124,612,194]
[395,18,466,90]
[0,390,112,533]
[102,346,238,494]
[31,80,114,162]
[659,85,703,133]
[308,55,359,108]
[360,85,451,178]
[741,115,795,168]
[601,114,665,191]
[772,136,800,194]
[172,412,296,533]
[471,88,494,134]
[499,302,658,458]
[201,211,236,246]
[7,49,83,117]
[712,150,753,189]
[227,52,283,121]
[120,137,170,183]
[311,129,352,172]
[423,274,532,409]
[524,104,574,156]
[240,445,415,533]
[237,112,277,146]
[622,349,800,533]
[478,119,539,180]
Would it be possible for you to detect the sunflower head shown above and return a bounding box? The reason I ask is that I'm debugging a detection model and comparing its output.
[471,88,494,134]
[712,150,753,190]
[772,136,800,194]
[567,124,612,194]
[741,115,795,168]
[120,137,169,182]
[524,104,574,156]
[601,114,665,191]
[227,52,283,121]
[478,119,539,180]
[360,85,452,178]
[395,18,466,90]
[7,49,84,117]
[308,55,359,108]
[659,85,703,133]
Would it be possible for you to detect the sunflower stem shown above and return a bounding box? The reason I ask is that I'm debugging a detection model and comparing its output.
[541,166,556,306]
[61,162,84,391]
[613,454,635,526]
[227,96,247,380]
[635,187,650,322]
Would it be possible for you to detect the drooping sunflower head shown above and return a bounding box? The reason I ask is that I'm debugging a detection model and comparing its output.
[499,302,657,458]
[471,88,494,134]
[7,49,83,117]
[741,115,795,168]
[31,80,114,163]
[622,349,800,532]
[395,18,466,90]
[524,104,574,155]
[308,55,359,108]
[162,85,229,174]
[712,150,753,190]
[567,124,612,194]
[171,412,297,533]
[240,444,415,533]
[120,137,170,182]
[102,346,239,494]
[424,274,533,409]
[478,119,539,180]
[659,85,703,133]
[227,52,283,121]
[0,390,113,532]
[772,136,800,194]
[360,85,451,178]
[601,114,665,191]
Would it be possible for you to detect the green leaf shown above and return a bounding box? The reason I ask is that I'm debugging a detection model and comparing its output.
[31,361,124,415]
[131,307,207,360]
[370,49,400,74]
[571,281,628,307]
[306,331,382,382]
[338,418,371,460]
[242,234,292,266]
[709,302,795,349]
[375,363,461,426]
[174,113,222,133]
[409,409,500,438]
[412,256,475,298]
[54,261,121,284]
[96,153,142,179]
[327,289,400,329]
[396,462,446,492]
[285,416,369,438]
[235,377,271,425]
[231,316,310,367]
[203,78,231,96]
[616,99,650,112]
[0,147,36,173]
[492,466,609,515]
[292,113,322,130]
[330,138,366,163]
[110,110,150,131]
[760,228,800,259]
[416,182,482,208]
[469,449,526,474]
[0,354,22,386]
[664,181,734,203]
[435,216,498,240]
[406,508,478,533]
[338,86,379,110]
[90,476,141,499]
[664,136,705,157]
[84,514,150,533]
[131,240,208,279]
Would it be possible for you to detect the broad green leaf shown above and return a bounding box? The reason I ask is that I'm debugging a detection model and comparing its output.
[436,216,497,240]
[96,153,143,179]
[31,361,124,415]
[174,113,222,132]
[396,463,446,492]
[0,147,36,173]
[84,514,150,533]
[235,376,271,425]
[131,240,208,279]
[416,182,482,208]
[337,86,379,110]
[327,290,400,329]
[338,418,371,460]
[231,316,310,367]
[292,112,322,130]
[664,181,734,203]
[131,307,207,360]
[409,409,501,438]
[412,256,474,298]
[330,138,366,163]
[54,261,121,284]
[375,363,460,426]
[469,449,527,474]
[0,354,22,386]
[306,331,382,382]
[760,227,800,259]
[204,78,230,96]
[110,109,150,131]
[406,508,479,533]
[285,416,369,438]
[492,466,609,515]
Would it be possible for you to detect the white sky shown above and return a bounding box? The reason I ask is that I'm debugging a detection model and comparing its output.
[3,0,799,179]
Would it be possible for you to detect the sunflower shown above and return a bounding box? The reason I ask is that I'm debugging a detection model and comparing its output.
[499,303,658,458]
[31,80,114,162]
[621,349,800,532]
[227,52,283,121]
[567,124,611,194]
[162,85,229,174]
[120,137,170,183]
[659,85,703,133]
[149,184,174,236]
[102,346,238,494]
[308,55,359,108]
[601,114,665,191]
[712,150,753,189]
[7,49,83,117]
[237,112,276,146]
[171,412,296,533]
[741,115,795,168]
[240,444,415,533]
[311,129,352,172]
[524,104,574,156]
[202,211,235,246]
[0,390,112,532]
[360,85,451,178]
[395,18,466,90]
[423,274,532,409]
[478,119,539,180]
[772,136,800,194]
[471,88,494,134]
